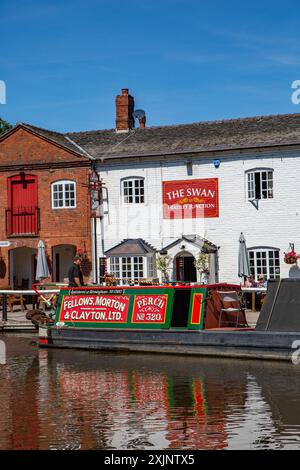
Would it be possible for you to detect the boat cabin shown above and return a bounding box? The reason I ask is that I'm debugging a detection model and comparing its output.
[53,283,249,330]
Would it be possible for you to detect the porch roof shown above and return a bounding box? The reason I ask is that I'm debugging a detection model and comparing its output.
[105,238,156,256]
[161,235,218,254]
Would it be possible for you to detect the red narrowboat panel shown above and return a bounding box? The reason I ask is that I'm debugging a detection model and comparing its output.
[58,294,130,324]
[131,294,168,324]
[190,293,204,325]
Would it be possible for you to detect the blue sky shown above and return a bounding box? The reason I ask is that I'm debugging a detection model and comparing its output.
[1,0,300,132]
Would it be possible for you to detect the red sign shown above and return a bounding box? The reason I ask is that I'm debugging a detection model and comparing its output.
[132,294,168,324]
[163,178,219,219]
[58,294,130,323]
[190,293,204,325]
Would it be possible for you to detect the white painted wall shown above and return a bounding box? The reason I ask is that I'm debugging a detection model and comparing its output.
[96,148,300,283]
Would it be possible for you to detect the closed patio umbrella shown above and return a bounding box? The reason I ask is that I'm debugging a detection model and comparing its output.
[36,240,50,280]
[238,232,250,280]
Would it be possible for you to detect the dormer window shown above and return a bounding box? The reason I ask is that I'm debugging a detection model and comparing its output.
[122,177,145,204]
[246,169,274,200]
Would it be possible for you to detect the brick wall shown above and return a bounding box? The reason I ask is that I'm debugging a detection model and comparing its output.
[0,126,92,287]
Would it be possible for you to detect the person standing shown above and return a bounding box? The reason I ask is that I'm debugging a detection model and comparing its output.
[68,255,84,287]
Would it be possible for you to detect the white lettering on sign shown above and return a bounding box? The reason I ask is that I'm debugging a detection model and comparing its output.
[166,187,215,201]
[186,188,215,198]
[166,189,185,200]
[136,296,165,309]
[63,296,127,313]
[67,310,123,321]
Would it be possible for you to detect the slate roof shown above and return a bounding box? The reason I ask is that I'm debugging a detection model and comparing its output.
[5,112,300,161]
[66,112,300,160]
[105,238,156,256]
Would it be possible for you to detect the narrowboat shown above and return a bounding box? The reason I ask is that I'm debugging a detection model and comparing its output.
[37,279,300,361]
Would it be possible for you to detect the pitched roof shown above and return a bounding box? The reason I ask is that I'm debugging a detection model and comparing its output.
[5,112,300,162]
[161,235,218,254]
[105,238,156,256]
[66,112,300,160]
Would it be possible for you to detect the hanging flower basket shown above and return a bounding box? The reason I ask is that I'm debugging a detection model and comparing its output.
[76,247,88,260]
[284,250,300,265]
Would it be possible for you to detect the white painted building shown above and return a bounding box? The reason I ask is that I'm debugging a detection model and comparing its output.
[68,89,300,284]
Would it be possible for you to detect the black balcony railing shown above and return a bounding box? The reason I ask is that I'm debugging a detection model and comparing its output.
[6,206,40,236]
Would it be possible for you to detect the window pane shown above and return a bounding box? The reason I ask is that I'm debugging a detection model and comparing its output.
[249,249,280,281]
[123,179,145,204]
[247,170,273,200]
[52,181,76,209]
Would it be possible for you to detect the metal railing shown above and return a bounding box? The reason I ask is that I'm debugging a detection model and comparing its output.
[6,206,40,236]
[0,288,61,322]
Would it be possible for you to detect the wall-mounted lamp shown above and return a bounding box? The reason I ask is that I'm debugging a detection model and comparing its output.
[213,159,221,169]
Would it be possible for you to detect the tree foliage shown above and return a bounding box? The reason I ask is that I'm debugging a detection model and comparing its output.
[0,118,13,135]
[194,251,210,274]
[156,255,172,281]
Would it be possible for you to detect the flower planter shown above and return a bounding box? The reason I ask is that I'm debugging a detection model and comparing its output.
[285,258,298,265]
[284,250,300,265]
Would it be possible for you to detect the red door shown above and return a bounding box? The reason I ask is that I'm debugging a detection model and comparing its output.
[7,175,38,235]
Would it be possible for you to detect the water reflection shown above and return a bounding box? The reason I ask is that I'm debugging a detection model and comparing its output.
[1,334,300,449]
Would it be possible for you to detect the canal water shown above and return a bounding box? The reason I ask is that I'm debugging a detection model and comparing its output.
[1,334,300,450]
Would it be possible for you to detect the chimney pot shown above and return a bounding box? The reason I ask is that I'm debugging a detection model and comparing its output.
[138,116,146,128]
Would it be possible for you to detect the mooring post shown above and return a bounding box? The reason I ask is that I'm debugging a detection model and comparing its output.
[2,294,7,321]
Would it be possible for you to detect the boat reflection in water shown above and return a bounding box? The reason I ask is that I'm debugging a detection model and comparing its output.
[1,335,300,450]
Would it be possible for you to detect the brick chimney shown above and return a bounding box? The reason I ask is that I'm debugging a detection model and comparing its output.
[116,88,135,132]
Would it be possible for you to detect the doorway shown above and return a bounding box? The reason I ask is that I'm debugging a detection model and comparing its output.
[9,247,36,288]
[171,288,191,327]
[52,245,76,282]
[175,253,197,282]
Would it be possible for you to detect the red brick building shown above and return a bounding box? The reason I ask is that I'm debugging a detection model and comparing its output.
[0,123,92,288]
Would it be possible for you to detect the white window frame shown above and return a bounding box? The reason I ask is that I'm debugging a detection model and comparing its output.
[248,247,280,280]
[121,177,145,205]
[245,168,274,201]
[108,255,155,284]
[51,180,76,209]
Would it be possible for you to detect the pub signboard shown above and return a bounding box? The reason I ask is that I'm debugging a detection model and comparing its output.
[162,178,219,219]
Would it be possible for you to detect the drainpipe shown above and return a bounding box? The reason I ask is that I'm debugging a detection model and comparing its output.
[90,166,105,285]
[93,218,98,284]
